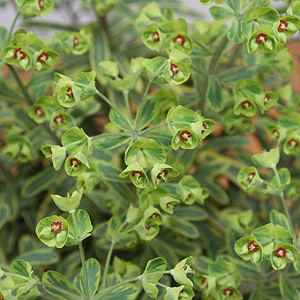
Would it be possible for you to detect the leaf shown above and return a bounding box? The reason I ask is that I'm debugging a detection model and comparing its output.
[42,271,82,300]
[135,98,156,131]
[0,79,24,102]
[80,258,101,298]
[14,248,59,266]
[10,259,32,278]
[244,7,280,22]
[206,76,224,112]
[109,109,133,131]
[227,19,244,44]
[21,168,59,198]
[279,273,299,300]
[89,23,111,85]
[0,203,9,230]
[210,6,235,21]
[101,283,139,300]
[140,130,172,149]
[173,206,207,221]
[164,216,199,238]
[270,209,290,231]
[93,135,132,150]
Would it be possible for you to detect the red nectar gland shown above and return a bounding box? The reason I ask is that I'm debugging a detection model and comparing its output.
[201,122,208,134]
[157,169,168,179]
[14,48,27,60]
[54,115,64,124]
[241,100,251,109]
[70,158,82,168]
[264,94,270,105]
[201,278,208,288]
[152,31,160,42]
[256,33,268,45]
[73,36,79,47]
[166,202,172,208]
[173,34,185,46]
[34,107,45,117]
[50,221,62,234]
[37,52,49,64]
[145,224,150,230]
[247,240,259,252]
[179,130,192,142]
[223,288,234,296]
[288,139,299,148]
[247,172,255,183]
[275,247,287,258]
[149,213,159,219]
[278,20,288,32]
[39,0,44,9]
[170,63,179,76]
[66,87,74,99]
[272,129,280,139]
[131,171,144,178]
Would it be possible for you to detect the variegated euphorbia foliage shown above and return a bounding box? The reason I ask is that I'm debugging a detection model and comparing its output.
[1,0,300,299]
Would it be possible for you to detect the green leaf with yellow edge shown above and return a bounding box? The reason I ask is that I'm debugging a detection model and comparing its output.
[93,134,132,150]
[42,270,82,300]
[80,258,101,298]
[279,273,299,300]
[270,209,290,232]
[206,76,224,112]
[101,283,139,300]
[0,203,9,231]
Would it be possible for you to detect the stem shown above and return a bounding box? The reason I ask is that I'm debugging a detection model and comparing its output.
[8,11,20,41]
[147,280,168,289]
[101,239,116,289]
[95,90,134,130]
[143,80,152,102]
[79,242,90,300]
[92,132,132,139]
[194,40,213,55]
[272,167,297,244]
[123,91,134,124]
[199,35,229,114]
[140,123,167,134]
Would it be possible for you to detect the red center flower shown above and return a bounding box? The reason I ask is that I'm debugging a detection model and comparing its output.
[247,240,259,252]
[256,33,268,45]
[288,139,299,148]
[73,36,79,47]
[278,20,288,32]
[51,221,62,234]
[37,51,49,63]
[54,115,64,124]
[70,158,82,168]
[152,31,160,42]
[66,87,74,99]
[241,100,251,109]
[247,172,255,183]
[156,169,168,179]
[201,278,208,288]
[179,130,192,142]
[170,63,179,76]
[34,107,44,117]
[149,213,159,219]
[275,247,287,258]
[145,224,151,230]
[39,0,44,9]
[14,48,27,60]
[173,34,185,46]
[223,288,234,296]
[131,171,144,178]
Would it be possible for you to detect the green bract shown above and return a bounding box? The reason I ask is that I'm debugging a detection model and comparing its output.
[237,167,262,193]
[273,16,300,44]
[36,215,69,248]
[165,32,194,54]
[150,163,179,188]
[247,31,277,54]
[171,256,194,287]
[252,147,280,169]
[119,163,149,188]
[164,286,194,300]
[51,189,83,213]
[33,48,59,72]
[64,153,89,177]
[15,0,54,17]
[160,196,180,214]
[4,136,32,163]
[2,45,31,70]
[142,27,165,52]
[234,236,263,265]
[270,243,300,270]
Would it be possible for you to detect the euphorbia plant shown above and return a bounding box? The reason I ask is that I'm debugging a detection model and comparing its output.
[1,0,300,299]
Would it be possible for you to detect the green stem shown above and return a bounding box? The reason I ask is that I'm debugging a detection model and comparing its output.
[199,35,229,114]
[143,80,152,102]
[23,21,78,31]
[79,242,90,300]
[147,280,168,289]
[95,90,134,130]
[140,123,167,134]
[101,239,116,289]
[8,11,20,41]
[194,40,213,54]
[272,167,297,244]
[123,91,134,124]
[91,132,132,139]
